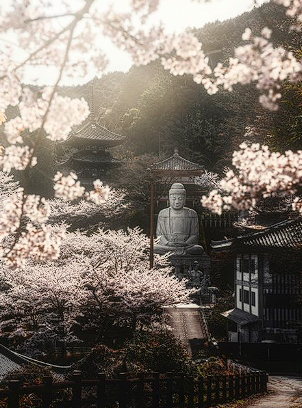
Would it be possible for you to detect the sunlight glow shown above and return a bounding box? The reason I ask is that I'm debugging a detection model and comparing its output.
[19,0,270,84]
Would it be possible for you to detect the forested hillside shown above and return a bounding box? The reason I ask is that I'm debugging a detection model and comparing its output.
[8,1,302,211]
[94,1,302,175]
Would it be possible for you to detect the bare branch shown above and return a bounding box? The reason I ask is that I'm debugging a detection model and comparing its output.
[0,0,95,80]
[24,13,76,23]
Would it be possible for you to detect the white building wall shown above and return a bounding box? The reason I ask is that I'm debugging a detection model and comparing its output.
[251,288,259,316]
[243,285,250,313]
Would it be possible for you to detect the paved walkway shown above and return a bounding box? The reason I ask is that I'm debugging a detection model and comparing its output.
[163,304,210,354]
[243,376,302,408]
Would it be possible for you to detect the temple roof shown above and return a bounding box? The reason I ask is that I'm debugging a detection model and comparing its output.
[58,77,125,146]
[151,148,204,173]
[221,308,260,325]
[65,115,124,147]
[212,217,302,251]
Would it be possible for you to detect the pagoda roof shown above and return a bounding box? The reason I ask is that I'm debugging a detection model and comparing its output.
[2,78,125,147]
[65,115,124,147]
[212,217,302,251]
[151,148,204,175]
[59,77,125,146]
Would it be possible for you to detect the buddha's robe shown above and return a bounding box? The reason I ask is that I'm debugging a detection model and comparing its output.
[154,207,204,255]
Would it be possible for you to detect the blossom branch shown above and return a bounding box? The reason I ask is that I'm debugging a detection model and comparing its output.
[24,13,77,23]
[0,0,95,79]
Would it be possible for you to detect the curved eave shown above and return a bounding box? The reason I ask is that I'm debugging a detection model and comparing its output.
[150,169,204,177]
[68,137,124,147]
[151,152,204,173]
[72,157,120,164]
[211,239,234,251]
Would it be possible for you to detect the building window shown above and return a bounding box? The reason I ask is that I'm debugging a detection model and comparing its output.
[251,291,256,306]
[243,289,249,304]
[250,258,256,274]
[239,289,242,302]
[242,258,249,273]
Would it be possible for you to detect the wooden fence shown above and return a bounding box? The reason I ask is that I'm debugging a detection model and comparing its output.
[1,370,268,408]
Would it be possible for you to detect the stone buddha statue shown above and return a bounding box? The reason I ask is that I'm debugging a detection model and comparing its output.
[154,183,204,256]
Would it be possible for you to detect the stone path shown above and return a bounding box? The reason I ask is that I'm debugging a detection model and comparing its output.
[243,376,302,408]
[163,304,210,353]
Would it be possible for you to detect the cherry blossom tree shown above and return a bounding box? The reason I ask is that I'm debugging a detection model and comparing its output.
[0,227,192,354]
[0,0,302,264]
[201,142,302,214]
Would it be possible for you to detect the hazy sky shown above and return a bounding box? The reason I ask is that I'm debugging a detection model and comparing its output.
[16,0,269,84]
[103,0,269,73]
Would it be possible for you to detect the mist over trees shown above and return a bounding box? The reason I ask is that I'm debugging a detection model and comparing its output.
[92,2,302,176]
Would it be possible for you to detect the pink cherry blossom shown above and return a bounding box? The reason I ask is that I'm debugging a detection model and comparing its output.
[53,172,85,201]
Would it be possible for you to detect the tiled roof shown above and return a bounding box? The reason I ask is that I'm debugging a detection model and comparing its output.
[3,78,125,146]
[239,217,302,248]
[0,354,20,381]
[0,344,71,382]
[212,217,302,250]
[66,115,124,146]
[221,308,260,325]
[151,148,203,172]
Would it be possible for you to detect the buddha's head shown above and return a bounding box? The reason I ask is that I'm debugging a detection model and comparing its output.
[169,183,186,210]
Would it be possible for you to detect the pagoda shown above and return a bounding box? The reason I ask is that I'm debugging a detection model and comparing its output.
[150,148,217,209]
[57,77,125,186]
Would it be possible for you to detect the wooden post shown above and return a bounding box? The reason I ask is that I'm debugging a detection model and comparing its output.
[150,178,155,269]
[251,373,256,394]
[137,373,144,408]
[72,370,82,408]
[42,376,53,408]
[119,373,127,408]
[246,373,251,396]
[241,374,246,398]
[187,376,194,408]
[255,372,260,393]
[235,375,240,399]
[8,380,20,408]
[214,376,220,403]
[229,375,234,400]
[198,376,204,408]
[166,372,173,408]
[152,372,160,408]
[206,376,212,405]
[222,375,227,402]
[260,373,267,392]
[177,373,185,408]
[97,372,106,408]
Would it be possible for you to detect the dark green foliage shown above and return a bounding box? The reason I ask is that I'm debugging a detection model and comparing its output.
[124,330,196,376]
[72,330,196,379]
[26,137,55,198]
[207,291,234,341]
[93,2,302,170]
[109,153,169,231]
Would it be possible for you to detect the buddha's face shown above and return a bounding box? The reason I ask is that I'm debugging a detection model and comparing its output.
[169,193,185,210]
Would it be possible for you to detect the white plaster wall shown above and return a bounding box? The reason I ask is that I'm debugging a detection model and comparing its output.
[243,255,249,283]
[236,284,242,309]
[251,288,259,316]
[236,255,242,281]
[250,254,258,283]
[243,285,250,313]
